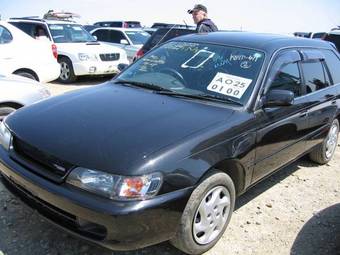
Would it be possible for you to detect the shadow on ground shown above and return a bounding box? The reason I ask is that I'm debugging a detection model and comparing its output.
[290,203,340,255]
[50,75,114,86]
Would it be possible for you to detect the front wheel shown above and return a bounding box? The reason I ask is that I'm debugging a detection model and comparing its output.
[309,118,339,164]
[58,57,76,83]
[170,171,235,254]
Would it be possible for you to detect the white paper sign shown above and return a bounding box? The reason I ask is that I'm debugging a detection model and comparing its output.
[207,72,252,99]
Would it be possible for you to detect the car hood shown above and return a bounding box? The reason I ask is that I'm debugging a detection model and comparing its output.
[56,41,125,55]
[6,83,234,175]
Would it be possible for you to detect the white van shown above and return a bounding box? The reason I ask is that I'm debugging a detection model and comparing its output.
[0,21,60,83]
[9,18,129,83]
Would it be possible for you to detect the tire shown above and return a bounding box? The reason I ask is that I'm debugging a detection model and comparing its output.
[13,71,37,81]
[0,106,17,121]
[309,118,339,164]
[58,57,76,83]
[170,171,236,255]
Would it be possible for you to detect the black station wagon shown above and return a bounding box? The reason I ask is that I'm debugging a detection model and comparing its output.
[1,32,340,254]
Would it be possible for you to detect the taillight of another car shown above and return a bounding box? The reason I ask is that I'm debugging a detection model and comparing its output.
[134,48,145,61]
[52,44,58,59]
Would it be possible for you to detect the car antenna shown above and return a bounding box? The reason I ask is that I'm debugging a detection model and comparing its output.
[154,24,177,48]
[183,20,188,29]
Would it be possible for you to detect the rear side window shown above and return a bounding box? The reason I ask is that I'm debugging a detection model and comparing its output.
[321,49,340,84]
[109,31,126,43]
[301,61,328,93]
[92,29,110,42]
[9,22,37,38]
[0,26,13,44]
[269,62,302,97]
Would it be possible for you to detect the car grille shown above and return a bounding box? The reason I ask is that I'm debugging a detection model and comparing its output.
[10,136,74,183]
[99,53,120,61]
[1,175,107,241]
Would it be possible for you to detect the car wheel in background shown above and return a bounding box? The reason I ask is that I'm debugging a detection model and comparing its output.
[13,71,37,81]
[58,57,76,83]
[170,171,235,254]
[309,118,339,164]
[0,106,18,121]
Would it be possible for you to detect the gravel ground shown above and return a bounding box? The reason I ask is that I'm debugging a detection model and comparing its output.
[0,79,339,255]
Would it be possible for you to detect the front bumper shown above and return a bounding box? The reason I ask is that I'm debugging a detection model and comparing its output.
[73,59,129,77]
[0,148,193,250]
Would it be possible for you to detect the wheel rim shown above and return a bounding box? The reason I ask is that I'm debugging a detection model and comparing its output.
[193,186,230,245]
[325,122,339,159]
[60,62,70,80]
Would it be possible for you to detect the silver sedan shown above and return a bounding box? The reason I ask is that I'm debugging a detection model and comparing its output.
[0,74,51,121]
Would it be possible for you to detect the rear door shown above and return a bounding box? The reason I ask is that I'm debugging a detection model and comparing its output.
[301,49,340,150]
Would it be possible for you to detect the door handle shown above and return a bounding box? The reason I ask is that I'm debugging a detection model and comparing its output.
[299,111,308,118]
[325,94,335,99]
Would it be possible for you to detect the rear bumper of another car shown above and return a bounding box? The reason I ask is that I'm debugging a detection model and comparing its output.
[0,148,193,250]
[35,61,61,83]
[73,59,129,77]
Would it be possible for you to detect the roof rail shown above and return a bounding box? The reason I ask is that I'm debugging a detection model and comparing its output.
[9,17,46,22]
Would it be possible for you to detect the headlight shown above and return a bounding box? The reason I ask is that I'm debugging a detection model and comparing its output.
[66,167,163,200]
[78,53,97,61]
[0,121,12,151]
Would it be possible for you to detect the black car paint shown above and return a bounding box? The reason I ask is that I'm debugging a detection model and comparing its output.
[1,32,340,250]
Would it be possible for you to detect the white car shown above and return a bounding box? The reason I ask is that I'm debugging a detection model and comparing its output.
[90,27,150,63]
[9,18,129,83]
[0,73,51,121]
[0,21,60,83]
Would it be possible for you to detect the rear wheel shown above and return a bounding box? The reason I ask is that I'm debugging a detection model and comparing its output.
[170,171,235,254]
[309,118,339,164]
[0,106,17,121]
[13,71,37,81]
[58,57,76,83]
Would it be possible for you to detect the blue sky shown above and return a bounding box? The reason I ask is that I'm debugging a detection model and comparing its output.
[1,0,339,34]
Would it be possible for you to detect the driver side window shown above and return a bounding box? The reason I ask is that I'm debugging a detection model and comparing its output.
[268,62,302,97]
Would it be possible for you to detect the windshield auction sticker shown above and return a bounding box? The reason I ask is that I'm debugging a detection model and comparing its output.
[207,73,252,99]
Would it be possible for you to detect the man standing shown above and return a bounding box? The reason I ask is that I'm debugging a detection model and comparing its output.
[188,4,218,33]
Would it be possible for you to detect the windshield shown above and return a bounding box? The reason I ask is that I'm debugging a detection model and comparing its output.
[125,31,150,45]
[117,41,265,105]
[48,24,96,43]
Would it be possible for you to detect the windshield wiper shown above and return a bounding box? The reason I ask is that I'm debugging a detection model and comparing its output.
[155,91,244,106]
[113,79,173,92]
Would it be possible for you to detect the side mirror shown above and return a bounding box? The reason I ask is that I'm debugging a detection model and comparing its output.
[117,63,129,72]
[120,39,129,45]
[262,89,294,107]
[93,35,98,41]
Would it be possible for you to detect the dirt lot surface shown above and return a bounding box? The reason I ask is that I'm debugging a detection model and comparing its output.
[0,78,339,255]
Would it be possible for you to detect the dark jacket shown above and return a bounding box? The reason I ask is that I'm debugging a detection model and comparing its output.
[196,19,218,33]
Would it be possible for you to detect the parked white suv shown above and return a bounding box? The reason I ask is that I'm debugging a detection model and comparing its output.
[0,21,60,83]
[9,18,129,83]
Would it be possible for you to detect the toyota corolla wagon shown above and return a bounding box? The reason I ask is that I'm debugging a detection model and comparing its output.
[0,32,339,254]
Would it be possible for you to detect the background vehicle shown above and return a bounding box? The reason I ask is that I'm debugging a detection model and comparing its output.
[293,31,326,39]
[9,18,129,83]
[93,21,142,28]
[1,33,339,255]
[90,27,150,63]
[0,21,60,83]
[323,29,340,51]
[0,73,50,121]
[133,27,195,61]
[151,22,195,29]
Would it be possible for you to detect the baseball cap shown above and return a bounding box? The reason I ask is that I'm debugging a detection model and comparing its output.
[187,4,208,14]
